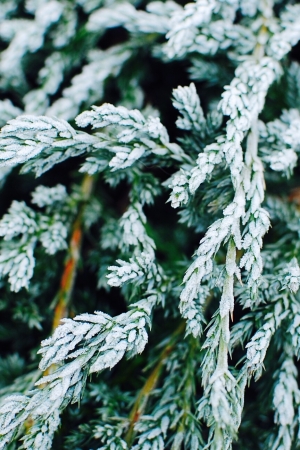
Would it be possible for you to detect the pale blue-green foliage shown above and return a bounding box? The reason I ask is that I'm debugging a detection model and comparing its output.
[19,411,61,450]
[259,109,300,176]
[46,46,132,120]
[37,300,153,374]
[132,341,202,450]
[118,203,155,251]
[0,100,22,128]
[0,0,19,20]
[0,1,65,87]
[107,253,160,288]
[86,1,176,35]
[31,184,68,208]
[0,105,188,180]
[0,299,155,449]
[228,263,300,390]
[0,116,99,175]
[76,103,190,171]
[164,0,256,60]
[0,0,156,123]
[1,0,300,449]
[93,423,128,450]
[286,61,300,108]
[0,185,71,291]
[172,83,206,135]
[64,380,132,448]
[268,354,300,449]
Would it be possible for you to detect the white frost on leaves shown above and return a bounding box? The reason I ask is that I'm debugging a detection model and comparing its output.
[218,60,277,296]
[173,58,279,315]
[168,140,223,209]
[0,1,63,84]
[0,395,30,448]
[219,240,236,318]
[165,0,216,58]
[180,284,208,337]
[246,301,289,379]
[48,47,131,120]
[284,122,300,152]
[165,0,254,60]
[37,297,155,376]
[265,148,298,176]
[260,109,300,177]
[289,312,300,359]
[20,410,61,450]
[0,240,36,292]
[0,115,99,175]
[77,103,169,144]
[0,188,70,290]
[172,83,205,133]
[282,258,300,293]
[198,370,241,449]
[87,1,173,35]
[93,423,128,450]
[167,169,190,209]
[0,0,18,21]
[0,201,37,240]
[189,141,223,194]
[220,57,281,186]
[39,221,68,255]
[240,208,270,287]
[268,5,300,60]
[273,358,299,427]
[7,297,158,438]
[0,99,22,128]
[0,1,300,449]
[239,0,259,17]
[119,203,155,252]
[76,103,182,171]
[107,252,161,290]
[31,184,68,208]
[77,103,145,132]
[109,144,147,171]
[246,317,275,378]
[271,356,300,450]
[181,187,244,307]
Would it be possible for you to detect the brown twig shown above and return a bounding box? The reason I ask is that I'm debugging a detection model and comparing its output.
[125,320,185,446]
[51,174,94,331]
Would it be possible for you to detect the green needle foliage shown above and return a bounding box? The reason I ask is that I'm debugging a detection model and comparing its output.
[1,0,300,448]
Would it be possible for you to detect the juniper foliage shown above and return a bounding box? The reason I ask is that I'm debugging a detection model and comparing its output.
[1,0,300,449]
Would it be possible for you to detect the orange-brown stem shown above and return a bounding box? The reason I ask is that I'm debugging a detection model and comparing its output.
[125,321,185,446]
[51,174,94,332]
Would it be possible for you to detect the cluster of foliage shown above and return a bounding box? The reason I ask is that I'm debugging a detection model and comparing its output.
[1,0,300,448]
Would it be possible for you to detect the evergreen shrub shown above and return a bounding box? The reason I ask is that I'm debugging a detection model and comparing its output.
[1,0,300,448]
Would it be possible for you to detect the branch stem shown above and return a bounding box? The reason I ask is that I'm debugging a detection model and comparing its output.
[52,174,94,330]
[125,321,185,446]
